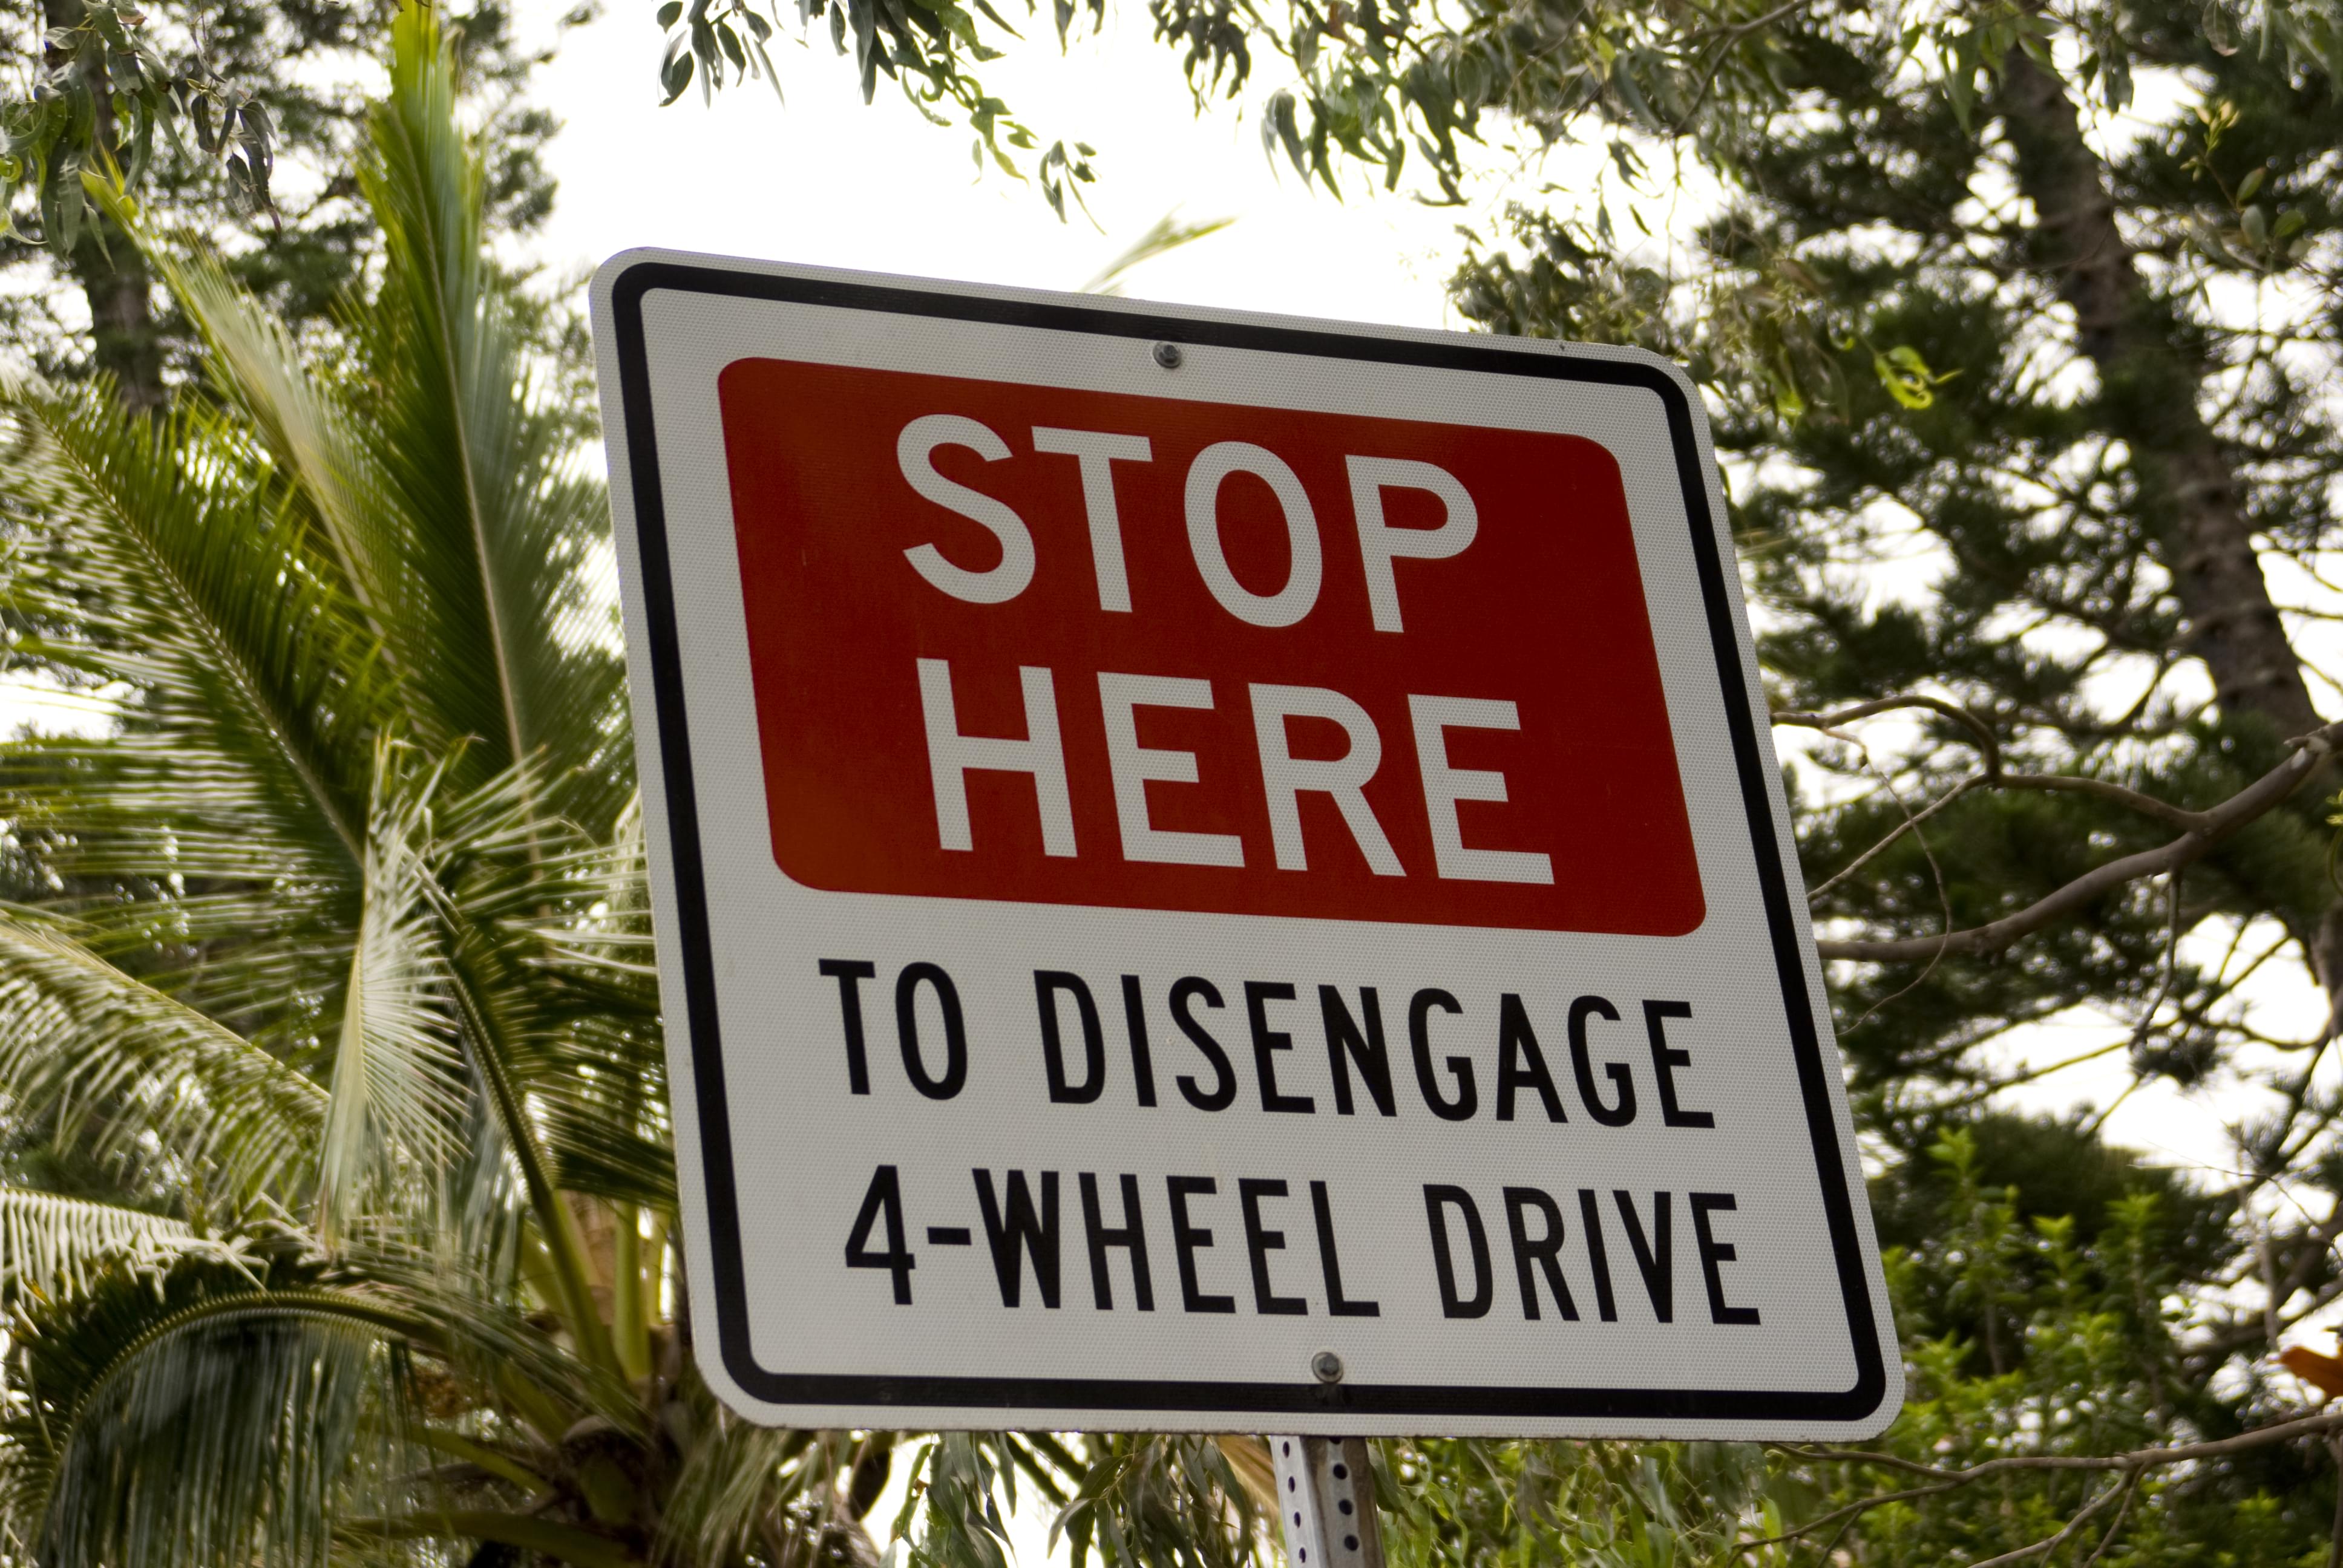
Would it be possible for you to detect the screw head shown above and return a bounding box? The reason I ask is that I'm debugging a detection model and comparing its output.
[1311,1350,1345,1383]
[1153,341,1184,370]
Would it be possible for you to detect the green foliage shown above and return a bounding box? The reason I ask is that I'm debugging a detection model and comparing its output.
[1435,0,2343,1215]
[0,5,660,1557]
[1081,0,2343,1557]
[0,10,1280,1564]
[1462,0,2343,1534]
[650,0,1103,217]
[1347,1129,2332,1566]
[0,0,267,252]
[0,0,570,405]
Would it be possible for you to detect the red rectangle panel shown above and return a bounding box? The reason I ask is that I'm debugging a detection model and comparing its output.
[717,356,1703,935]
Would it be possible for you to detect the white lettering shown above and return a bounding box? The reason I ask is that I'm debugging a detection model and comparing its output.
[1098,673,1244,867]
[1408,694,1552,884]
[1184,441,1323,628]
[898,414,1034,604]
[1249,684,1404,875]
[1347,456,1478,633]
[916,658,1076,856]
[1032,427,1153,613]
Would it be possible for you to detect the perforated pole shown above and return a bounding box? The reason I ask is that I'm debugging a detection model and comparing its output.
[1268,1436,1384,1568]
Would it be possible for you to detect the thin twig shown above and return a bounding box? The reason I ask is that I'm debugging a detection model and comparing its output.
[2078,1468,2143,1568]
[1679,0,1812,45]
[1807,776,1981,900]
[1997,771,2212,832]
[1805,1509,1859,1568]
[1777,1405,2343,1480]
[1815,720,2343,963]
[2328,1434,2343,1568]
[1930,1036,2132,1117]
[1790,725,2214,910]
[2121,872,2187,1059]
[1965,1472,2132,1568]
[1733,1478,1973,1551]
[1830,725,1955,1030]
[1775,694,2003,775]
[2078,1072,2145,1140]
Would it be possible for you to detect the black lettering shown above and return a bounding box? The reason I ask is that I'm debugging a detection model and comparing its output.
[1691,1192,1761,1325]
[1577,1189,1618,1322]
[1320,986,1396,1117]
[1121,975,1158,1107]
[844,1165,914,1304]
[1080,1172,1154,1311]
[1568,996,1636,1126]
[895,962,968,1100]
[1613,1190,1674,1322]
[1167,1175,1236,1312]
[1408,988,1476,1121]
[974,1169,1061,1308]
[1502,1187,1578,1321]
[1424,1184,1492,1319]
[1643,1001,1712,1128]
[1170,978,1237,1111]
[1494,995,1566,1123]
[1311,1180,1380,1317]
[1246,982,1315,1113]
[1037,971,1106,1104]
[819,959,878,1094]
[1239,1178,1308,1314]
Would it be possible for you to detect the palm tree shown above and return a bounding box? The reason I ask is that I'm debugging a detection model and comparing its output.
[0,8,1271,1563]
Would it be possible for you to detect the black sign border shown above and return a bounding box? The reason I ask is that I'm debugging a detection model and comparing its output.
[605,256,1890,1426]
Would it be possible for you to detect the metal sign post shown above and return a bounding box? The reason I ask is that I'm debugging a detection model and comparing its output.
[1270,1435,1383,1568]
[592,249,1899,1443]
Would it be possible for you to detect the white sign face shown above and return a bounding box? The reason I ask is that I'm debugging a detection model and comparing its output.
[592,250,1899,1440]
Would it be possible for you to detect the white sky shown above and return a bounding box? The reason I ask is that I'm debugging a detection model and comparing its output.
[517,0,1519,324]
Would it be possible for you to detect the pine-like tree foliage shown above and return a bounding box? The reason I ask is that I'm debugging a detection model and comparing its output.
[1447,0,2343,1288]
[1,0,571,413]
[1106,0,2343,1558]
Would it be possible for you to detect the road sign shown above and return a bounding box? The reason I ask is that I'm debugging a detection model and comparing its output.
[592,250,1899,1440]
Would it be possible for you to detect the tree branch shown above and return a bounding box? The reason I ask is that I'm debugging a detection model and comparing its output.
[1997,772,2211,833]
[1813,720,2343,964]
[1775,695,2004,774]
[1965,1472,2134,1568]
[1778,1405,2343,1480]
[337,1512,636,1568]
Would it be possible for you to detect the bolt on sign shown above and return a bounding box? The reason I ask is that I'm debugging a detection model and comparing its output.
[592,252,1901,1439]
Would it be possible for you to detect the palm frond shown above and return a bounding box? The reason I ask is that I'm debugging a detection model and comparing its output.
[0,1187,195,1304]
[355,2,628,817]
[316,742,467,1243]
[0,917,326,1197]
[22,1292,410,1568]
[156,252,408,659]
[0,381,384,881]
[508,806,676,1206]
[656,1408,825,1565]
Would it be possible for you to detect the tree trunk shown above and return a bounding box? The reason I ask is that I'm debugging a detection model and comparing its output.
[71,221,166,414]
[1996,53,2343,1018]
[1997,52,2317,738]
[43,0,168,414]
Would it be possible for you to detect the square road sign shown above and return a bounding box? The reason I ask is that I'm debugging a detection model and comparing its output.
[592,250,1899,1440]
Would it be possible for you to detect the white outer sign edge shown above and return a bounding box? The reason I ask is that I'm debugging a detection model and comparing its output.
[589,247,1901,1439]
